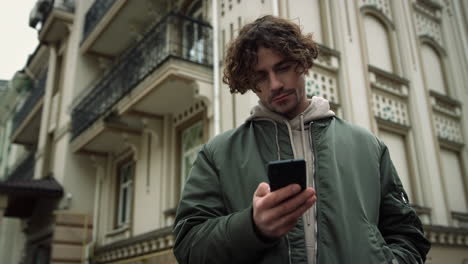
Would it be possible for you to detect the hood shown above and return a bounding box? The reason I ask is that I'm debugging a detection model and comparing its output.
[247,96,335,130]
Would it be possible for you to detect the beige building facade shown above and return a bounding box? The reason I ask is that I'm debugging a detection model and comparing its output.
[0,0,467,263]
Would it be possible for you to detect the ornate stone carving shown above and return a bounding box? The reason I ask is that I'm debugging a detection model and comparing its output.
[414,0,444,47]
[94,227,174,263]
[306,45,340,106]
[429,91,464,144]
[369,66,410,127]
[359,0,393,22]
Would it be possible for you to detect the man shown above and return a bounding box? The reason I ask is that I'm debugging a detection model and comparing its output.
[173,15,430,263]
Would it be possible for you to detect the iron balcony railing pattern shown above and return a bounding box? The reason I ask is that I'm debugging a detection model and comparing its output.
[5,152,35,181]
[82,0,116,43]
[30,0,75,29]
[12,72,47,134]
[71,13,212,139]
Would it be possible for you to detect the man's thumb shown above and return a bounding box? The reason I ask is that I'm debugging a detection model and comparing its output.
[254,182,270,197]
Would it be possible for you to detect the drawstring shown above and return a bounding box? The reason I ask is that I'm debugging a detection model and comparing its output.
[274,122,281,160]
[300,114,311,226]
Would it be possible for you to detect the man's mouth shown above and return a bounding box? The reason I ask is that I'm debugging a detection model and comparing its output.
[272,92,293,103]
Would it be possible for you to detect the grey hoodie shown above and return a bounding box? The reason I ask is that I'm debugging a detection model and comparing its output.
[247,96,335,264]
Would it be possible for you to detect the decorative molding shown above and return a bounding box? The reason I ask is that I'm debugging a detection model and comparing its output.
[424,224,468,247]
[414,0,444,47]
[434,113,464,144]
[359,0,393,22]
[306,45,340,106]
[94,227,174,263]
[368,66,409,98]
[104,225,131,246]
[452,212,468,229]
[414,0,443,18]
[429,91,462,117]
[429,91,464,145]
[369,67,410,127]
[315,44,340,72]
[173,100,206,126]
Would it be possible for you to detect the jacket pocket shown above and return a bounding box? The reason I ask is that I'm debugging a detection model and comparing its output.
[368,224,399,264]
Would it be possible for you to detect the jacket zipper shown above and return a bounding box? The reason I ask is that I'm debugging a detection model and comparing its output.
[286,235,292,264]
[308,121,319,263]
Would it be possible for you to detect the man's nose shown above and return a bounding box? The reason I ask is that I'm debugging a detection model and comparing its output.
[269,73,283,91]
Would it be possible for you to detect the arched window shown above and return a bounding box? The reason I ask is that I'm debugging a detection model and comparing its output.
[421,44,447,95]
[380,130,413,201]
[440,148,468,212]
[363,15,393,73]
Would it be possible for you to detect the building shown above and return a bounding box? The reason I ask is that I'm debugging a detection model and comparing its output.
[0,0,467,263]
[0,75,33,263]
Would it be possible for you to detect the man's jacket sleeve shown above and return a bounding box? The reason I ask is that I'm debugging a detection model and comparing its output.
[378,143,431,263]
[173,145,277,264]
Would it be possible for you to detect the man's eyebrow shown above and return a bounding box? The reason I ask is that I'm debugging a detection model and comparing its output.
[273,60,295,69]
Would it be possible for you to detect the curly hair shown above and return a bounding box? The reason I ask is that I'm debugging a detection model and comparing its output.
[223,15,319,94]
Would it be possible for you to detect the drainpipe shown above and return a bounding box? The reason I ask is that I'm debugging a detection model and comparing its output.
[212,0,221,135]
[86,160,104,263]
[272,0,279,16]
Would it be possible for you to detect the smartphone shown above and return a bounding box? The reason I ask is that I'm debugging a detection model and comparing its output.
[267,159,306,192]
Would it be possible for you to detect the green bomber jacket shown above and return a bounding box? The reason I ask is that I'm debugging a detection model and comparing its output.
[173,117,430,263]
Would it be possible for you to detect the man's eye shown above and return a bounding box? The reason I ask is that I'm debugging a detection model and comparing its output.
[277,65,292,72]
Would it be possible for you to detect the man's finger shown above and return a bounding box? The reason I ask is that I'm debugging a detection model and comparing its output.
[268,195,316,234]
[269,188,315,217]
[261,184,302,209]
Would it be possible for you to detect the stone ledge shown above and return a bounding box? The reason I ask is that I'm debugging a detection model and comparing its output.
[424,224,468,247]
[93,227,173,263]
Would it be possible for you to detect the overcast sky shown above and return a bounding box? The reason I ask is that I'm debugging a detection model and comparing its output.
[0,1,39,80]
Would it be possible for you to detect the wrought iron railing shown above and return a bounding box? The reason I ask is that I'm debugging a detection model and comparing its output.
[82,0,117,43]
[5,152,35,181]
[71,13,212,139]
[12,72,47,134]
[30,0,75,29]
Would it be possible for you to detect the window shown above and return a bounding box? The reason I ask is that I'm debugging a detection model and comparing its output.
[116,159,135,227]
[363,15,393,72]
[380,130,413,201]
[421,44,447,95]
[184,1,205,63]
[440,148,467,213]
[180,120,204,187]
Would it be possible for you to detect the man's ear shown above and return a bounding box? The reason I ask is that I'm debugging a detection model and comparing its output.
[294,64,307,75]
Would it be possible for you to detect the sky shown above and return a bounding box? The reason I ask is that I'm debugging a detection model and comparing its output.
[0,0,39,80]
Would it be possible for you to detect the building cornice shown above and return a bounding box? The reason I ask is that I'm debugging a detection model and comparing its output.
[93,227,174,263]
[424,224,468,247]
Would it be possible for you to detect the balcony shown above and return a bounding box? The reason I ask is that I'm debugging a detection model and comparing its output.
[11,73,47,146]
[71,13,213,153]
[30,0,75,43]
[81,0,162,57]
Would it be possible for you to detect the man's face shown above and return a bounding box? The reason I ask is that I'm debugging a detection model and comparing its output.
[253,47,309,119]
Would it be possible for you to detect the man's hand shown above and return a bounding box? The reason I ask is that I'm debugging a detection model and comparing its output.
[253,182,316,239]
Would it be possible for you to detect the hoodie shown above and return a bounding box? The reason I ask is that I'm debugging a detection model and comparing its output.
[247,96,335,264]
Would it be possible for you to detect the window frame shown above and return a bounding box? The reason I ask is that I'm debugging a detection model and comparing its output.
[113,154,136,229]
[175,111,207,198]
